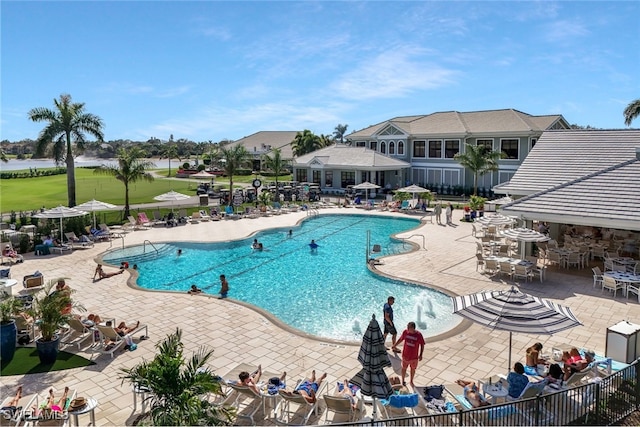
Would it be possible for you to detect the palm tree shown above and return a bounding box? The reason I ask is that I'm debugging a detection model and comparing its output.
[120,328,235,426]
[453,143,505,195]
[28,94,104,207]
[291,130,321,157]
[94,147,155,219]
[333,124,349,144]
[160,143,180,177]
[219,145,251,205]
[262,148,288,196]
[318,134,334,148]
[624,98,640,126]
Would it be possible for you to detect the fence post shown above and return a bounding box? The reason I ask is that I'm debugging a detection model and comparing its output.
[636,361,640,411]
[594,382,601,424]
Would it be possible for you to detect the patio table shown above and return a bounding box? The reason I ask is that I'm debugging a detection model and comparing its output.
[485,256,533,267]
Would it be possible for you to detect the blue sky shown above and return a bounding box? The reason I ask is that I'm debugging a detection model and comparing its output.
[2,1,638,142]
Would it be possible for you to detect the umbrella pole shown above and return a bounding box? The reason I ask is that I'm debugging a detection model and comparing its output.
[508,331,513,373]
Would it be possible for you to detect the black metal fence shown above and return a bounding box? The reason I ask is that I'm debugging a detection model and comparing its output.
[333,360,638,426]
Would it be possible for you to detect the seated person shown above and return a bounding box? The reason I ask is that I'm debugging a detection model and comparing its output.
[76,313,102,326]
[120,261,130,270]
[507,363,530,398]
[3,244,23,263]
[93,264,125,281]
[526,342,548,367]
[336,378,360,410]
[0,386,23,419]
[281,370,327,404]
[188,284,202,295]
[455,379,490,408]
[108,320,140,337]
[562,348,593,380]
[165,212,177,227]
[545,363,564,384]
[237,365,263,394]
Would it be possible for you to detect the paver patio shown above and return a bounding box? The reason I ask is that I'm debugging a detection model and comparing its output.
[2,208,638,425]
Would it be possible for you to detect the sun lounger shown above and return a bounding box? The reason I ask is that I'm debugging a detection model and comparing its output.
[0,390,38,427]
[152,210,167,227]
[275,378,325,425]
[137,212,153,228]
[198,210,211,221]
[64,232,94,249]
[95,323,148,358]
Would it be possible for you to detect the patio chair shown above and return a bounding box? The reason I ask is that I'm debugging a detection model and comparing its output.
[189,211,202,224]
[377,392,420,420]
[27,387,77,427]
[513,264,533,282]
[484,259,498,275]
[592,267,603,288]
[602,276,625,298]
[61,318,96,350]
[64,232,94,249]
[198,210,211,221]
[0,389,38,427]
[476,254,485,271]
[498,262,514,280]
[152,210,167,227]
[137,212,153,228]
[275,379,322,425]
[565,252,582,269]
[323,395,361,424]
[96,322,148,358]
[223,382,265,425]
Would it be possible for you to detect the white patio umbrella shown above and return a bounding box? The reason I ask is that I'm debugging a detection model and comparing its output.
[452,286,582,372]
[191,170,215,183]
[352,181,381,202]
[153,190,192,212]
[397,184,430,205]
[34,206,89,243]
[75,199,118,229]
[350,314,393,420]
[500,227,550,258]
[476,213,516,227]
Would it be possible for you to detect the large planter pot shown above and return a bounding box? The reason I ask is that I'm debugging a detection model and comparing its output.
[36,335,61,365]
[0,320,17,362]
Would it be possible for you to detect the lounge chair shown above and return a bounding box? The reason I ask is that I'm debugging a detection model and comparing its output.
[0,390,38,427]
[14,315,36,345]
[125,216,143,231]
[152,210,167,227]
[137,212,153,228]
[61,318,96,350]
[223,383,263,425]
[224,206,239,219]
[189,211,202,224]
[506,380,546,401]
[275,378,325,425]
[28,387,77,427]
[64,232,94,249]
[198,210,211,221]
[377,392,420,420]
[323,394,361,424]
[87,226,110,241]
[95,323,148,358]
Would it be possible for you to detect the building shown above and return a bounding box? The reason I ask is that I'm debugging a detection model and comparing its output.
[347,109,569,194]
[292,145,411,191]
[224,131,299,171]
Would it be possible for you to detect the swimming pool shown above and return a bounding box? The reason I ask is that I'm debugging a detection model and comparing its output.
[102,214,461,342]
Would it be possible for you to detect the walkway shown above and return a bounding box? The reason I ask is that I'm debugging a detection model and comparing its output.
[2,208,638,425]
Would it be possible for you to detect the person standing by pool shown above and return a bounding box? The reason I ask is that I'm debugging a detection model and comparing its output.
[219,274,229,299]
[395,321,425,387]
[434,203,442,225]
[383,296,400,352]
[445,203,453,225]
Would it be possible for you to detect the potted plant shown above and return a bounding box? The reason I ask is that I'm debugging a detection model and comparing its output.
[469,195,486,219]
[0,297,22,362]
[28,278,83,364]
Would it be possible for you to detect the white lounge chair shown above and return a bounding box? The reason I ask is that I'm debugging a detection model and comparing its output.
[96,322,148,358]
[275,378,326,425]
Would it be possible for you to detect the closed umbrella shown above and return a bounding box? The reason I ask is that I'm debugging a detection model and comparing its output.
[34,206,89,243]
[350,314,393,420]
[75,199,117,229]
[352,182,381,202]
[500,227,550,258]
[154,190,192,213]
[397,184,430,205]
[452,286,581,372]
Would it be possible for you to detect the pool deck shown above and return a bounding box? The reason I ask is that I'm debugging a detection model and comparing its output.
[2,207,639,425]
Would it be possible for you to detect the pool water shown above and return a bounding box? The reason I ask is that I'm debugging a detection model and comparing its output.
[103,214,460,341]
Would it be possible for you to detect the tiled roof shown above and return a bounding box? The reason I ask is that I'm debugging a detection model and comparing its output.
[226,131,299,159]
[500,156,640,231]
[348,109,565,138]
[293,145,411,169]
[495,129,640,195]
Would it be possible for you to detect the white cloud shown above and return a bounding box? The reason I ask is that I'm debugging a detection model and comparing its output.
[330,47,459,100]
[195,26,232,41]
[156,86,192,98]
[542,20,589,43]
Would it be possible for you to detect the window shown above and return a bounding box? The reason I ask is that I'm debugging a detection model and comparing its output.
[296,169,307,182]
[389,141,395,155]
[476,139,493,153]
[380,141,386,154]
[312,170,321,184]
[427,169,442,184]
[444,140,460,158]
[530,138,537,149]
[413,141,426,158]
[443,169,460,186]
[428,140,442,158]
[370,141,377,151]
[498,171,515,183]
[398,141,404,155]
[325,171,333,187]
[341,171,355,188]
[501,139,519,159]
[355,141,366,147]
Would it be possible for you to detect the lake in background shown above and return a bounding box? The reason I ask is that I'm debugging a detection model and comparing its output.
[1,157,176,171]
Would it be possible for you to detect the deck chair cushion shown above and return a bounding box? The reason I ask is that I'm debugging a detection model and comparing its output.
[389,393,419,408]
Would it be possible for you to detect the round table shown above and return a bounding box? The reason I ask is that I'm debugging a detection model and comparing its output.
[483,384,508,404]
[0,279,18,297]
[68,397,98,426]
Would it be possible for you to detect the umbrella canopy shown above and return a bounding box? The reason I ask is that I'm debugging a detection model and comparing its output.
[154,191,192,213]
[191,171,215,180]
[34,206,89,243]
[452,286,581,372]
[476,213,516,227]
[501,227,550,258]
[350,314,393,419]
[397,184,430,205]
[352,182,381,202]
[75,199,118,229]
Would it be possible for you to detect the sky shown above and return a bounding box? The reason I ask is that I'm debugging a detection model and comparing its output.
[1,1,639,143]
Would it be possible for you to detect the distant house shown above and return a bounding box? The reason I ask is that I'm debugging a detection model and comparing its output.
[292,145,410,190]
[224,131,299,171]
[347,109,569,194]
[497,129,640,232]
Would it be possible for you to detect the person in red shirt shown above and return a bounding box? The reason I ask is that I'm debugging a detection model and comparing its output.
[395,321,425,387]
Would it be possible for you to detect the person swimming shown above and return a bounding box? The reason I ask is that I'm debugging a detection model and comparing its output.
[309,240,319,251]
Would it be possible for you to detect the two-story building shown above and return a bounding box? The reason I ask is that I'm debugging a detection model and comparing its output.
[346,109,569,193]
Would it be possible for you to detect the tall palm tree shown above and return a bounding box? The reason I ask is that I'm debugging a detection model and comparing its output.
[453,143,505,195]
[291,130,321,157]
[262,148,288,195]
[220,145,251,205]
[160,143,180,177]
[318,134,334,148]
[333,124,349,144]
[624,98,640,126]
[120,328,235,426]
[94,147,155,219]
[28,94,104,207]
